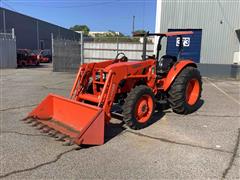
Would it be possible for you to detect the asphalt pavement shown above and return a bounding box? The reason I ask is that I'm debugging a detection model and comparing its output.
[0,64,239,179]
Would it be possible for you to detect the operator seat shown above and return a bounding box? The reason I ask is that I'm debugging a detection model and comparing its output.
[157,55,177,74]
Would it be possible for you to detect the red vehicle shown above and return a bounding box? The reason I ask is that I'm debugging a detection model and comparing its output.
[22,31,202,146]
[37,49,52,63]
[17,49,40,67]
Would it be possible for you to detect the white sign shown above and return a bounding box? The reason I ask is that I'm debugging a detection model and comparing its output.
[176,37,190,47]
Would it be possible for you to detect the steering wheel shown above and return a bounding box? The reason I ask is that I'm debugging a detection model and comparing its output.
[115,52,128,62]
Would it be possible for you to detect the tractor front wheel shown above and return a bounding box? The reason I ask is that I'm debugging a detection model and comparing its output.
[122,85,156,130]
[168,66,202,114]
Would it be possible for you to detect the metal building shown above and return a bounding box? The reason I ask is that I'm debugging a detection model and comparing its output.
[155,0,240,78]
[0,7,80,50]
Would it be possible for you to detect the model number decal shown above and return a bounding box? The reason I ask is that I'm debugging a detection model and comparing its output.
[176,37,190,47]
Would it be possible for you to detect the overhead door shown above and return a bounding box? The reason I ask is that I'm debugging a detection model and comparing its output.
[166,29,202,63]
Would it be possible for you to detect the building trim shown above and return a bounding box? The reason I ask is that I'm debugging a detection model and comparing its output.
[154,0,162,55]
[3,9,6,33]
[36,20,39,49]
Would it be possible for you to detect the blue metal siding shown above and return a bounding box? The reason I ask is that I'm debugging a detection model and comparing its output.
[166,29,202,63]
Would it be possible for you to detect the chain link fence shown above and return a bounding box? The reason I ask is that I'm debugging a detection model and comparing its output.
[0,28,15,39]
[52,35,153,72]
[0,29,17,68]
[52,32,83,72]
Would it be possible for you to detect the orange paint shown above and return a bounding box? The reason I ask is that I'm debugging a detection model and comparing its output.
[163,60,197,91]
[185,79,200,105]
[135,94,154,123]
[28,94,105,145]
[25,57,199,146]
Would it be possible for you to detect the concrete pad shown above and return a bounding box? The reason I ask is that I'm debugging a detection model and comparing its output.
[0,65,239,179]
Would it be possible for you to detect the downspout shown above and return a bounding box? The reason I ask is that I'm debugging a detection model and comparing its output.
[154,0,162,55]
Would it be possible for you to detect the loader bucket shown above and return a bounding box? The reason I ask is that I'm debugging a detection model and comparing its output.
[23,94,105,145]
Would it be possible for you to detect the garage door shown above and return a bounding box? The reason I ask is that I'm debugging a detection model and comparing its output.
[166,29,202,63]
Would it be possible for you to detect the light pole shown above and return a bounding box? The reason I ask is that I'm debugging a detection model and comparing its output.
[132,15,135,35]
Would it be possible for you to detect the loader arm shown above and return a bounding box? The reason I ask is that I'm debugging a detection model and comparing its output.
[23,59,122,146]
[100,60,157,119]
[70,60,118,100]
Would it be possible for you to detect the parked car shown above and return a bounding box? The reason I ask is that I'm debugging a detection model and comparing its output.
[17,49,40,67]
[32,49,41,56]
[37,49,52,63]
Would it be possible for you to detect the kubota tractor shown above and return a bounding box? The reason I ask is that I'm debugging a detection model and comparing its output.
[22,31,202,146]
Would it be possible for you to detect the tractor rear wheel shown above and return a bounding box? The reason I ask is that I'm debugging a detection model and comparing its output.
[122,85,156,130]
[168,66,202,114]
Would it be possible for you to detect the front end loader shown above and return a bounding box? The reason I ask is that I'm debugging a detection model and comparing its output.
[22,31,202,146]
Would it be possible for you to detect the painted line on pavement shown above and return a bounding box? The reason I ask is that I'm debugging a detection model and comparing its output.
[205,78,240,105]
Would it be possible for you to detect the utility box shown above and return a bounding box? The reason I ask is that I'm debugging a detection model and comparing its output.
[233,52,240,65]
[231,64,240,80]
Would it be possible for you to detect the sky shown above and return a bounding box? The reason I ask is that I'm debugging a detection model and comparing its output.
[1,0,157,35]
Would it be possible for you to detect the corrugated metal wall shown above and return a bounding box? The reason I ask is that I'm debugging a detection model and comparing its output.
[84,42,154,63]
[0,35,17,68]
[0,7,80,50]
[158,0,240,64]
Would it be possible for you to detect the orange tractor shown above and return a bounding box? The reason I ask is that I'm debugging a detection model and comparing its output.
[22,31,202,146]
